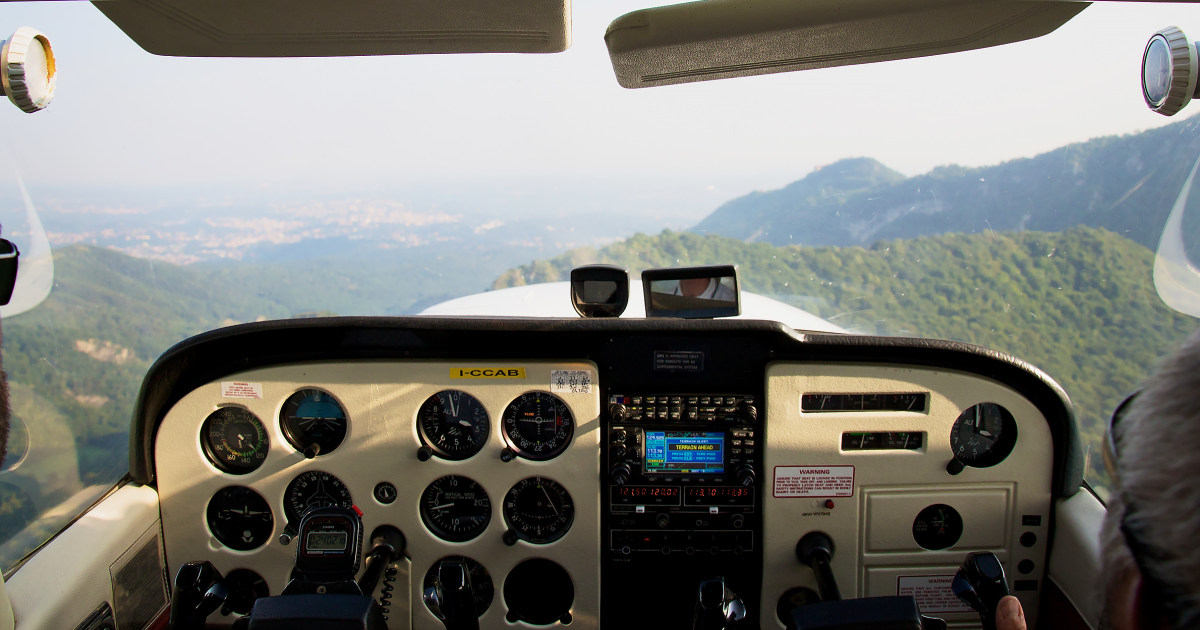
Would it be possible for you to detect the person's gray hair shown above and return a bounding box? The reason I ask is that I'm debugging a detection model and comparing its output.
[1103,327,1200,627]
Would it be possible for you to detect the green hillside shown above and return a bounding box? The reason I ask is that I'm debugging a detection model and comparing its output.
[3,245,291,485]
[693,116,1200,253]
[496,227,1198,486]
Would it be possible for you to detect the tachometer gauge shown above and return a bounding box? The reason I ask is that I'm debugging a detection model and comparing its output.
[283,470,354,524]
[206,486,274,551]
[949,402,1018,468]
[501,392,574,460]
[417,390,490,460]
[202,407,269,474]
[280,388,348,458]
[503,477,574,544]
[420,475,491,542]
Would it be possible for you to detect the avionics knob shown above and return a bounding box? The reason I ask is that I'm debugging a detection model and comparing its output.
[612,429,628,443]
[610,462,632,485]
[736,464,756,487]
[737,401,758,424]
[610,403,629,423]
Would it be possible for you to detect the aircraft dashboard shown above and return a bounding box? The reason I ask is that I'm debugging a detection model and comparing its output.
[133,317,1080,629]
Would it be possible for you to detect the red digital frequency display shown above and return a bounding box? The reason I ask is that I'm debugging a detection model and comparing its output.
[610,485,681,506]
[684,486,754,507]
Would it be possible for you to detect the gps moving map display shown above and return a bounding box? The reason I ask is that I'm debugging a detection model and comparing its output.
[644,431,725,474]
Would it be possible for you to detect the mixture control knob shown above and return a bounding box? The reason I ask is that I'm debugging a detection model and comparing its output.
[736,464,756,487]
[610,403,629,423]
[610,462,632,485]
[737,401,757,424]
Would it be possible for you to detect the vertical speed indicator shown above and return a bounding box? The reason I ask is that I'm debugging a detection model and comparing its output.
[501,392,574,461]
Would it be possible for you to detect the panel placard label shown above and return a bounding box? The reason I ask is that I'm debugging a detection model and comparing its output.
[220,381,262,399]
[897,575,973,614]
[772,465,854,497]
[449,367,526,379]
[551,370,593,394]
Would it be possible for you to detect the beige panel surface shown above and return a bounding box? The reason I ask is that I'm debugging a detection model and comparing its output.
[762,363,1054,629]
[155,360,599,630]
[864,487,1009,552]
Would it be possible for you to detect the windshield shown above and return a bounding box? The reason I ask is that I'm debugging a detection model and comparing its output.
[0,0,1195,572]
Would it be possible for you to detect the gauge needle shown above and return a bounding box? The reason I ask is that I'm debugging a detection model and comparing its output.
[430,503,454,511]
[448,394,458,417]
[540,485,559,515]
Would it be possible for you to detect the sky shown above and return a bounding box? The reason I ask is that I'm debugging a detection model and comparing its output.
[0,0,1196,213]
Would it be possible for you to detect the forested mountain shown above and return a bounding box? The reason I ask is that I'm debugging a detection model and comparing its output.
[4,245,291,484]
[693,117,1200,252]
[495,227,1197,483]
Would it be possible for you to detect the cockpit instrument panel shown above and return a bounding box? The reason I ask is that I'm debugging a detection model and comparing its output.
[138,318,1076,630]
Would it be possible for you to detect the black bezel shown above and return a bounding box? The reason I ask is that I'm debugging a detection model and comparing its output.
[201,406,269,475]
[502,476,574,544]
[279,388,348,457]
[419,475,492,543]
[500,391,574,461]
[416,390,490,461]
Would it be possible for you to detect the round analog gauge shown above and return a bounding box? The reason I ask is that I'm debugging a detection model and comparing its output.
[206,486,274,551]
[202,407,269,474]
[423,556,493,618]
[420,475,491,542]
[223,569,270,615]
[503,477,574,544]
[950,402,1018,468]
[501,392,574,460]
[283,470,354,524]
[417,390,490,460]
[503,559,573,625]
[280,389,348,457]
[912,503,963,550]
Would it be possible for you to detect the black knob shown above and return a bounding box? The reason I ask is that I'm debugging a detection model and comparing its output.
[736,464,756,487]
[500,447,515,463]
[946,458,965,475]
[610,403,629,422]
[417,446,433,462]
[610,462,631,485]
[612,428,628,443]
[737,402,758,424]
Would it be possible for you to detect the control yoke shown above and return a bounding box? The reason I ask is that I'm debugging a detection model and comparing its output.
[170,505,395,630]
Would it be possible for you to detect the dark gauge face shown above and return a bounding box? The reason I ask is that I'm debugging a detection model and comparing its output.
[223,569,270,615]
[950,402,1018,468]
[417,390,490,460]
[202,407,269,474]
[503,559,574,625]
[501,392,574,460]
[206,486,274,551]
[280,389,348,457]
[283,470,354,524]
[423,557,493,618]
[420,475,491,542]
[503,477,574,544]
[912,503,963,550]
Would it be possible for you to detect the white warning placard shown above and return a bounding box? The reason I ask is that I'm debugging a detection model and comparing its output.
[221,381,263,399]
[897,575,973,614]
[550,370,593,394]
[773,465,854,497]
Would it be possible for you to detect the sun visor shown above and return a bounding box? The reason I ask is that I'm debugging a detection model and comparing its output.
[605,0,1087,88]
[92,0,571,57]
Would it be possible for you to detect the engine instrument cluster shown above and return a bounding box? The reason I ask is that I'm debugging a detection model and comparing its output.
[142,320,1072,630]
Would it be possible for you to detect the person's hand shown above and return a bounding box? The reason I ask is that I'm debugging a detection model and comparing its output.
[996,595,1027,630]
